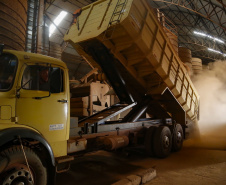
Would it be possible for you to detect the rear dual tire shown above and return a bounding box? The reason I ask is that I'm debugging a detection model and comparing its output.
[172,124,184,152]
[145,124,184,158]
[153,126,172,158]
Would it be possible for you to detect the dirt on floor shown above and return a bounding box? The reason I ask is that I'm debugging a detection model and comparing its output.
[56,127,226,185]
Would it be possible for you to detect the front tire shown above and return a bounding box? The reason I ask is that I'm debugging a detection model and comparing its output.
[0,146,47,185]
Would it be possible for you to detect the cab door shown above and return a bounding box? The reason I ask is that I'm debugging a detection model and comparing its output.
[16,63,69,157]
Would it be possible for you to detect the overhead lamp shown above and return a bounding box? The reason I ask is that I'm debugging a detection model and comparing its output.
[49,11,68,37]
[208,48,226,57]
[194,31,225,44]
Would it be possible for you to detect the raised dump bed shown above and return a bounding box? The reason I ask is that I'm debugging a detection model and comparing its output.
[64,0,200,121]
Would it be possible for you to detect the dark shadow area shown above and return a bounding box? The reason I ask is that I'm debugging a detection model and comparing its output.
[56,150,146,185]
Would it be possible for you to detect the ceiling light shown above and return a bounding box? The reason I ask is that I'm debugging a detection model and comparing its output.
[49,11,68,37]
[208,48,226,57]
[194,31,225,44]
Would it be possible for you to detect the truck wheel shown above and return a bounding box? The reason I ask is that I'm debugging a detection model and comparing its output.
[0,146,47,185]
[153,126,172,158]
[145,126,156,157]
[172,124,184,152]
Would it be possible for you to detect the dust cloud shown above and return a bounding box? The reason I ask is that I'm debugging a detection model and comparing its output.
[189,60,226,149]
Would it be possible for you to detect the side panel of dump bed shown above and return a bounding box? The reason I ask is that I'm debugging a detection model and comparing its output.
[64,0,199,121]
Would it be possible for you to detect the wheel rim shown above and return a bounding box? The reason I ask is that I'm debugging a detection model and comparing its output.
[3,164,34,185]
[163,135,170,149]
[176,131,182,144]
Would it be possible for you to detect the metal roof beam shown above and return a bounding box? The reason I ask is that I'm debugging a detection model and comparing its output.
[152,0,226,31]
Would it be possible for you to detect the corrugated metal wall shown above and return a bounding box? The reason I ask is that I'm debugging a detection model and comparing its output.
[26,0,40,53]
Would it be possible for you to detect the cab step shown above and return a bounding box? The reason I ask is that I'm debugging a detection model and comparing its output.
[56,155,74,173]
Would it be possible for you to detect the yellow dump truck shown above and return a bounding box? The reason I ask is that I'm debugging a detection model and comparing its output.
[0,0,199,184]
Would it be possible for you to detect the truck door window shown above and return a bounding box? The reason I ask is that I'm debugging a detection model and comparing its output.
[0,54,17,91]
[22,65,64,93]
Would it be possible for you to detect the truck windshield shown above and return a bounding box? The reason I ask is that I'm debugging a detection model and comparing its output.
[0,53,18,91]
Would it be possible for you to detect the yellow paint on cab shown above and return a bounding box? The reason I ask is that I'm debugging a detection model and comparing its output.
[0,50,70,157]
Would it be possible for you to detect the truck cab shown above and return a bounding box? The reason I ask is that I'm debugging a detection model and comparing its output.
[0,49,70,185]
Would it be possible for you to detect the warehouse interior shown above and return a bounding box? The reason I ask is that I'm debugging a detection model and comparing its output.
[0,0,226,184]
[2,0,225,72]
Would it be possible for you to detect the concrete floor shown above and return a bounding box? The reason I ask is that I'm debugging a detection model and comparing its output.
[56,128,226,185]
